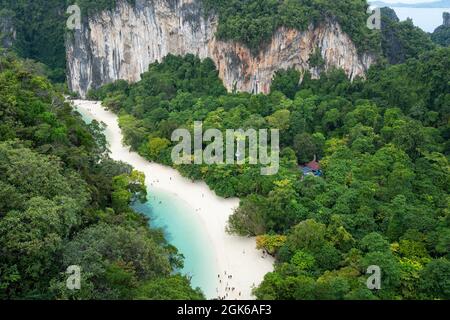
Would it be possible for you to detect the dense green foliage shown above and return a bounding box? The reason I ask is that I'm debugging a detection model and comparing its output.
[0,0,67,82]
[92,47,449,299]
[270,68,301,100]
[0,52,203,300]
[202,0,380,53]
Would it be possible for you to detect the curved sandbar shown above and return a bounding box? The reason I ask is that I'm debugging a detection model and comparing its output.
[72,99,274,300]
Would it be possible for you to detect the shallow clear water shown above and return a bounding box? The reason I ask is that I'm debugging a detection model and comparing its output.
[75,104,217,298]
[132,190,217,298]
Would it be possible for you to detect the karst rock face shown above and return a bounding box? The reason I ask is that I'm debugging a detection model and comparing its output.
[443,12,450,27]
[0,12,16,49]
[66,0,375,97]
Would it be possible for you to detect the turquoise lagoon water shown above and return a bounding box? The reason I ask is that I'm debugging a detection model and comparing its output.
[132,190,217,298]
[76,104,217,298]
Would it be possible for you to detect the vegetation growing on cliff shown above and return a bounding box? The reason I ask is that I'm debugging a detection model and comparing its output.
[202,0,381,54]
[0,52,203,300]
[0,0,382,81]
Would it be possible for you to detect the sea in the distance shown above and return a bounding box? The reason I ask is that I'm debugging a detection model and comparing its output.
[391,7,449,32]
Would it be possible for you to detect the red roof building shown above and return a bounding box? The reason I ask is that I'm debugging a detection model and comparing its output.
[306,160,320,171]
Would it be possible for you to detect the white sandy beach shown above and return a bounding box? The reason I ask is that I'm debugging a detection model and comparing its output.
[72,99,274,300]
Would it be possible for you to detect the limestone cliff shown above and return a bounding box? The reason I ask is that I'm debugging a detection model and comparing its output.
[0,10,16,49]
[66,0,375,97]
